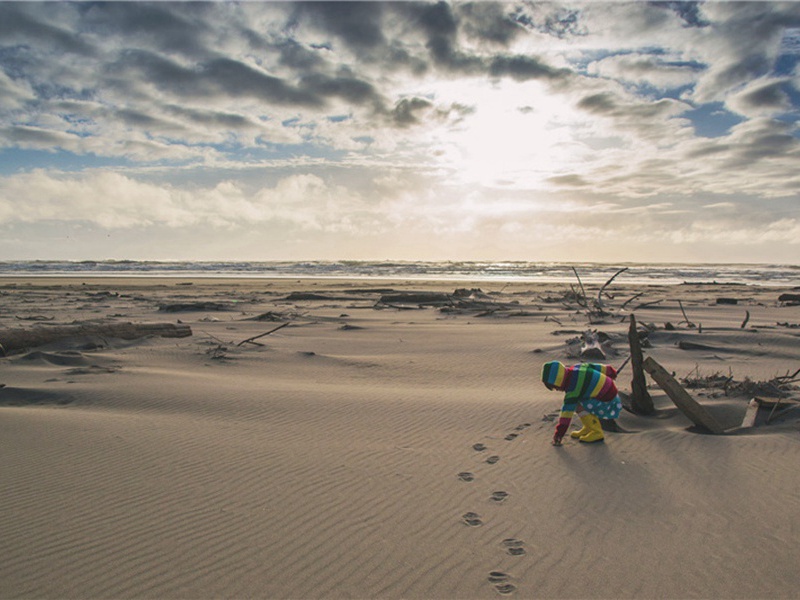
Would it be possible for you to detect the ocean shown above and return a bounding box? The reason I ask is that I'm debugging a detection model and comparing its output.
[0,260,797,286]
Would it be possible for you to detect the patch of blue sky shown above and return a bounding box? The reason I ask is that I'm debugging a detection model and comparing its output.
[680,102,744,138]
[238,140,347,163]
[0,148,135,175]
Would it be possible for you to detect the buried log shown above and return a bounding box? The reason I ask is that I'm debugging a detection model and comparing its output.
[642,356,725,434]
[0,322,192,355]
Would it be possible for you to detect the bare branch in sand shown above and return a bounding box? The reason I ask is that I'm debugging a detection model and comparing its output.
[596,267,628,307]
[236,322,289,347]
[678,300,696,328]
[570,268,588,308]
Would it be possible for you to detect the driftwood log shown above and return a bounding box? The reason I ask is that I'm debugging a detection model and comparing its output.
[642,356,725,434]
[0,322,192,355]
[628,314,654,415]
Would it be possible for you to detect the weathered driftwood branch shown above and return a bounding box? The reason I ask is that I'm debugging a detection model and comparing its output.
[620,292,645,310]
[628,314,654,415]
[236,322,289,347]
[642,356,725,434]
[678,300,696,328]
[741,310,750,329]
[570,267,588,307]
[0,322,192,355]
[596,267,628,307]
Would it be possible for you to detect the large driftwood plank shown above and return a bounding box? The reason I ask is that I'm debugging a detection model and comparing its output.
[0,322,192,355]
[642,356,725,434]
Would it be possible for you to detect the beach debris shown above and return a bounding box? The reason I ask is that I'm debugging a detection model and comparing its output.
[378,291,454,307]
[246,311,285,321]
[740,396,800,428]
[236,322,289,347]
[677,300,697,328]
[0,322,192,356]
[627,314,654,415]
[595,267,629,309]
[579,330,606,359]
[741,310,750,328]
[283,292,334,301]
[565,329,616,359]
[778,293,800,306]
[680,366,799,399]
[159,301,229,312]
[642,356,725,434]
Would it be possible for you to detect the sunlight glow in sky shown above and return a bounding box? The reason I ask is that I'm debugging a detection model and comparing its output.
[0,1,799,264]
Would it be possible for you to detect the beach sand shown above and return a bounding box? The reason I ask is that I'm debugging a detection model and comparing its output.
[1,276,799,599]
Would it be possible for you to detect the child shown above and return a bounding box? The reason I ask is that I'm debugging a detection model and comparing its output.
[541,361,622,446]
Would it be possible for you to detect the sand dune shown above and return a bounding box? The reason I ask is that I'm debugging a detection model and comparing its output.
[1,277,799,599]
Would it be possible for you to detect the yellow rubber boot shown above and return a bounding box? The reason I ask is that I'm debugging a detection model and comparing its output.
[579,414,605,443]
[570,413,594,439]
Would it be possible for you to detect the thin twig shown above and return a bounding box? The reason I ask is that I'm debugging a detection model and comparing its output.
[236,322,289,346]
[616,354,631,375]
[774,367,800,383]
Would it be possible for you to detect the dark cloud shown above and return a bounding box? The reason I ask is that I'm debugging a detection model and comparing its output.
[489,55,569,82]
[291,1,387,52]
[80,2,214,58]
[1,125,76,146]
[731,79,791,113]
[457,2,522,45]
[300,73,383,107]
[0,4,95,56]
[577,93,618,114]
[109,51,322,107]
[650,1,710,28]
[164,105,253,130]
[390,97,433,127]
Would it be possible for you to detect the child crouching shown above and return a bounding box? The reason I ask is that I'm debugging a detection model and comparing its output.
[541,361,622,446]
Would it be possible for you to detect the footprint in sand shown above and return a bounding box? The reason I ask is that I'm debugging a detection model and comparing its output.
[502,538,527,556]
[486,455,500,465]
[488,572,516,595]
[472,443,487,452]
[462,512,483,527]
[458,472,475,482]
[514,423,531,431]
[504,433,518,441]
[490,491,509,503]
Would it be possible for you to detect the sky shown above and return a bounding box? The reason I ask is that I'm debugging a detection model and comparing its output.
[1,1,799,264]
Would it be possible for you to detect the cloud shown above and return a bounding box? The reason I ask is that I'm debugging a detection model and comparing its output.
[0,70,36,112]
[0,169,379,232]
[726,77,793,116]
[587,53,700,89]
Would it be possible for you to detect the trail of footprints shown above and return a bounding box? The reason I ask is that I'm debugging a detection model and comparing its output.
[458,422,532,595]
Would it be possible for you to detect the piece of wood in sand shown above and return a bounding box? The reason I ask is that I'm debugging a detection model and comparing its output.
[628,314,654,415]
[642,356,725,434]
[0,322,192,355]
[740,398,760,428]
